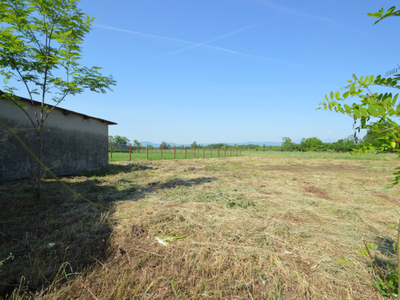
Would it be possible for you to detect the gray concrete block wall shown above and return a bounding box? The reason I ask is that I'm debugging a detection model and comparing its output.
[0,99,111,181]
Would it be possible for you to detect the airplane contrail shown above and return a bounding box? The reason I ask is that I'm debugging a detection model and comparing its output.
[95,22,309,67]
[94,24,196,46]
[143,21,266,62]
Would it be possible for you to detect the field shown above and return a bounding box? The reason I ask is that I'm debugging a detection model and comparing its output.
[110,149,399,162]
[1,153,400,299]
[109,148,241,162]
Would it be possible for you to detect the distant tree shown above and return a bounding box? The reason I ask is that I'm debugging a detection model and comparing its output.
[161,141,170,149]
[207,143,228,149]
[281,137,299,151]
[301,137,323,151]
[113,135,130,149]
[191,141,198,149]
[245,144,259,150]
[108,135,115,144]
[133,139,142,153]
[325,136,359,152]
[360,125,389,148]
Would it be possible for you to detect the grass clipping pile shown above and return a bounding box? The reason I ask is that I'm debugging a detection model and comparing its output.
[3,156,400,299]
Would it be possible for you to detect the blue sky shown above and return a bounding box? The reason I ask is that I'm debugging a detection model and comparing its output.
[5,0,400,144]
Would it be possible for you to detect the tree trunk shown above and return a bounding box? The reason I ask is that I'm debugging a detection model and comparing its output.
[35,129,42,200]
[25,135,35,196]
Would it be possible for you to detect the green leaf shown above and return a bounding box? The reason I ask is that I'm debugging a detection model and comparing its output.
[325,94,329,101]
[368,105,376,115]
[344,104,352,113]
[367,8,384,18]
[382,96,392,104]
[330,91,334,100]
[343,91,350,99]
[368,75,374,84]
[377,106,386,114]
[359,106,368,116]
[393,94,399,104]
[335,91,340,100]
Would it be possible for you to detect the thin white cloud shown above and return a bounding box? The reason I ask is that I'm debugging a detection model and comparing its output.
[249,0,336,24]
[247,0,366,34]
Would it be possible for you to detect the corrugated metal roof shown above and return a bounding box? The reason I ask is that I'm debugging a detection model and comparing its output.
[0,91,117,125]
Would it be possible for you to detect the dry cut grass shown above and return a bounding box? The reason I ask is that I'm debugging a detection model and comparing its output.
[1,156,400,299]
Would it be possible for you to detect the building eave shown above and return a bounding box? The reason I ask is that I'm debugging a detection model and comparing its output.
[0,91,117,125]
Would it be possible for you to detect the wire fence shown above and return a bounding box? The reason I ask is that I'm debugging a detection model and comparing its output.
[108,143,243,161]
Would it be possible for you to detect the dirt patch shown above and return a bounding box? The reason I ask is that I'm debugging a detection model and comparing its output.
[304,186,332,200]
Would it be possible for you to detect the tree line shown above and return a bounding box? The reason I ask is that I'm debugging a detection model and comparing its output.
[108,132,381,153]
[245,133,381,152]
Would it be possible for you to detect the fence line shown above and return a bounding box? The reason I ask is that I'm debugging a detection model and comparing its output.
[109,143,243,161]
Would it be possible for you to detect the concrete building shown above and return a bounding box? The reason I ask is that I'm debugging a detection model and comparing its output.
[0,92,116,181]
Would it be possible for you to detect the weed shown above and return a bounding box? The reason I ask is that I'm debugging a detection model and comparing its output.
[374,263,398,298]
[358,240,399,298]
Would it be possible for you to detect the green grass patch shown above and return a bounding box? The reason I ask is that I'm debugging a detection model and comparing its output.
[109,149,398,162]
[109,149,241,162]
[245,150,399,161]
